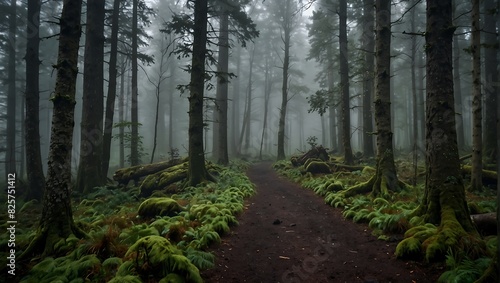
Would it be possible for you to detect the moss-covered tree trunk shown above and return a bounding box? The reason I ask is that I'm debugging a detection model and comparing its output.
[342,0,403,198]
[371,0,401,196]
[396,0,481,261]
[21,0,86,258]
[420,0,475,231]
[76,0,105,194]
[25,0,45,201]
[187,0,211,186]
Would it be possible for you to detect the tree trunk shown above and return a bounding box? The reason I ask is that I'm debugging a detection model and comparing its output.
[277,0,292,161]
[119,56,126,168]
[259,53,272,160]
[168,60,176,150]
[397,0,481,261]
[6,0,16,175]
[345,0,404,200]
[230,46,241,156]
[215,10,229,165]
[238,46,255,154]
[76,0,105,194]
[362,0,375,158]
[470,0,482,191]
[371,0,401,196]
[410,1,418,187]
[483,0,498,163]
[25,0,45,201]
[101,0,121,178]
[452,0,465,150]
[417,47,425,150]
[187,0,212,186]
[21,0,86,258]
[339,0,354,165]
[327,56,337,151]
[243,49,253,153]
[130,0,139,165]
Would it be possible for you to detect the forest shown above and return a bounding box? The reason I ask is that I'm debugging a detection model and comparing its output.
[0,0,499,282]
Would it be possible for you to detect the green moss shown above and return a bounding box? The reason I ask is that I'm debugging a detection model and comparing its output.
[138,198,183,218]
[160,273,187,283]
[326,181,344,193]
[395,237,422,259]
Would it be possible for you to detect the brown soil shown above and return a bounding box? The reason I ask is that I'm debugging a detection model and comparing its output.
[201,162,442,283]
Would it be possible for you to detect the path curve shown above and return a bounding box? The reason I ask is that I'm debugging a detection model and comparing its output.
[202,162,438,282]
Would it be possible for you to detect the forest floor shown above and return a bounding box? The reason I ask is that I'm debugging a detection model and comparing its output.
[201,162,442,283]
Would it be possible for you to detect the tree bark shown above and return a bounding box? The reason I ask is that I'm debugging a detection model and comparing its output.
[130,0,139,165]
[215,9,230,165]
[119,56,126,168]
[101,0,121,178]
[25,0,45,201]
[327,56,337,151]
[421,0,474,229]
[277,0,292,161]
[470,0,483,191]
[339,0,354,165]
[187,0,212,186]
[397,0,482,261]
[362,0,375,158]
[6,0,16,175]
[452,0,465,150]
[76,0,105,194]
[230,46,241,156]
[22,0,86,258]
[371,0,401,196]
[259,52,272,160]
[483,0,498,163]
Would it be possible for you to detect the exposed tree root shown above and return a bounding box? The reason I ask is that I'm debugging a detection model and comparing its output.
[19,223,87,261]
[396,206,485,262]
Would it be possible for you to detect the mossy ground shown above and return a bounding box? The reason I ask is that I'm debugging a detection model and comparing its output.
[0,160,254,283]
[274,156,497,281]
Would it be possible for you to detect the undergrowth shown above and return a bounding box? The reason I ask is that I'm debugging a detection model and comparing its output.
[274,157,498,280]
[9,161,255,283]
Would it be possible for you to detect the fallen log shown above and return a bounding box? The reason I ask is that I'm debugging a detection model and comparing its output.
[461,165,497,186]
[470,212,497,236]
[291,146,329,166]
[330,163,367,172]
[139,162,189,197]
[113,158,185,185]
[459,153,472,161]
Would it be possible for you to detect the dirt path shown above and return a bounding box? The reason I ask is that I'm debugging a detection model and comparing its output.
[201,162,439,283]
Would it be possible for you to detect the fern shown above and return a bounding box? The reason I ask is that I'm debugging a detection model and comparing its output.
[438,249,492,283]
[185,248,215,269]
[108,275,143,283]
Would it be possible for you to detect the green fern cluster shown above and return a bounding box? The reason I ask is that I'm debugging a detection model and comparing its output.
[20,162,255,283]
[21,254,102,282]
[123,235,202,282]
[438,249,492,283]
[302,177,344,197]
